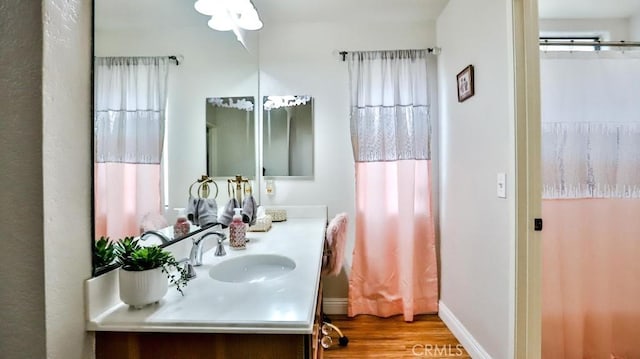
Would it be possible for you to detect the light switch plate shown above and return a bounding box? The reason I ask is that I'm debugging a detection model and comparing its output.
[497,173,507,198]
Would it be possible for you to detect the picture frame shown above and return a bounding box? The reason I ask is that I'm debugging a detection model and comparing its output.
[456,65,475,102]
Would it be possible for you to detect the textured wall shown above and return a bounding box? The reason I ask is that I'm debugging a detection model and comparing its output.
[0,1,47,358]
[43,0,94,358]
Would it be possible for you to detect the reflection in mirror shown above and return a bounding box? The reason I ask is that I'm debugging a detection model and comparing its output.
[206,97,256,178]
[93,0,259,276]
[262,96,314,177]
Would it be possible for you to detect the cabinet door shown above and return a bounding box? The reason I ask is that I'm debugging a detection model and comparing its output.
[96,332,305,359]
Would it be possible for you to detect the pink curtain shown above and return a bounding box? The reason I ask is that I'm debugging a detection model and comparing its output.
[94,163,161,240]
[348,160,438,321]
[542,199,640,359]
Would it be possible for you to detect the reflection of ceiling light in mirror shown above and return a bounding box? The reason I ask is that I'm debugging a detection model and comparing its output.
[194,0,263,31]
[263,96,312,111]
[208,97,254,112]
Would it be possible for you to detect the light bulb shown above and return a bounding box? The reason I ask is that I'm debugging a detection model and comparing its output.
[195,0,263,32]
[226,0,253,14]
[237,10,263,30]
[208,14,233,31]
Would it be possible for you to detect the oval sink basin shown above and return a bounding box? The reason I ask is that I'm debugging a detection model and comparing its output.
[209,254,296,283]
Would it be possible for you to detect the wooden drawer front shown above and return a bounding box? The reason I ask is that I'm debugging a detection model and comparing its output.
[96,332,305,359]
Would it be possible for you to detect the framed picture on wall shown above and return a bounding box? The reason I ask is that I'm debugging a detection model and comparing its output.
[456,65,475,102]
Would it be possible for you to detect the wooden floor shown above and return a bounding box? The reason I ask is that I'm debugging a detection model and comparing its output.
[322,315,470,359]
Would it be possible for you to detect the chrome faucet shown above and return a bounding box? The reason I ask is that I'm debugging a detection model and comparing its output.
[140,230,171,245]
[190,231,227,266]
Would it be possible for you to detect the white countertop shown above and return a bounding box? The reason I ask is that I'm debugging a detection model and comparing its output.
[87,215,326,334]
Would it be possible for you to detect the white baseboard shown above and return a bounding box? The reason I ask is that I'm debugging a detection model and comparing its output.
[438,301,492,359]
[322,297,348,315]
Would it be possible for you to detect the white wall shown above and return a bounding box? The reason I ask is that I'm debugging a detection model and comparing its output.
[96,26,259,219]
[43,1,94,358]
[1,2,93,358]
[539,18,630,40]
[437,0,516,357]
[630,11,640,41]
[0,2,46,358]
[258,20,437,297]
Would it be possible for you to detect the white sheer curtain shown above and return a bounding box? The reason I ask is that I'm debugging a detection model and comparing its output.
[541,52,640,199]
[94,57,169,239]
[349,50,431,162]
[95,57,169,164]
[541,51,640,358]
[347,50,438,321]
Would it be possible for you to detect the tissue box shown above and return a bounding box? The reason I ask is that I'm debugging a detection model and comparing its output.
[248,215,272,232]
[265,209,287,222]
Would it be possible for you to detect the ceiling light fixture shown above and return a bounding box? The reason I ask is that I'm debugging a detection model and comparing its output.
[194,0,263,32]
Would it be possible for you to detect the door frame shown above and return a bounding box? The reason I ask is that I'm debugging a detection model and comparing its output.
[512,0,542,357]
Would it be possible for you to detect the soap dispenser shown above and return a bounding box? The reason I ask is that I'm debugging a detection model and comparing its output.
[229,208,246,249]
[173,208,191,239]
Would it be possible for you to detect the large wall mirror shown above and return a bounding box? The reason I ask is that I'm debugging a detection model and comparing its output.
[93,0,259,275]
[262,95,314,177]
[206,97,256,178]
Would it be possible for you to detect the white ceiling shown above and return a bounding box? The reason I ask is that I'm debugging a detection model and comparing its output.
[95,0,449,30]
[253,0,449,23]
[96,0,640,31]
[539,0,640,19]
[95,0,203,30]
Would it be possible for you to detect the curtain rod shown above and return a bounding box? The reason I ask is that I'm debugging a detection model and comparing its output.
[539,40,640,48]
[338,48,441,61]
[94,55,183,65]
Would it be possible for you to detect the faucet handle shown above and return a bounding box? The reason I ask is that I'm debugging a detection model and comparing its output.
[177,258,197,279]
[214,238,226,257]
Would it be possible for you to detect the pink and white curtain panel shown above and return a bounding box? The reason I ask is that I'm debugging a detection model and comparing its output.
[347,50,438,321]
[94,57,169,240]
[541,52,640,359]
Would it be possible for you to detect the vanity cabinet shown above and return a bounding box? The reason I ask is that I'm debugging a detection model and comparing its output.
[95,280,324,359]
[96,332,307,359]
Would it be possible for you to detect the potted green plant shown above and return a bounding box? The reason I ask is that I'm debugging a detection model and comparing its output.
[115,237,190,308]
[93,236,116,270]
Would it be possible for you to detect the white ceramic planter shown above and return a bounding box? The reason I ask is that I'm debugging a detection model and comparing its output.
[118,267,168,308]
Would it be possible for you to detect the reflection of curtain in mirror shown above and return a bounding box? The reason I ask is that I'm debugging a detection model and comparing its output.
[206,125,218,177]
[347,50,438,321]
[264,108,290,176]
[285,107,291,176]
[208,101,255,177]
[541,52,640,358]
[267,110,272,148]
[287,105,313,176]
[94,57,169,240]
[246,110,250,144]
